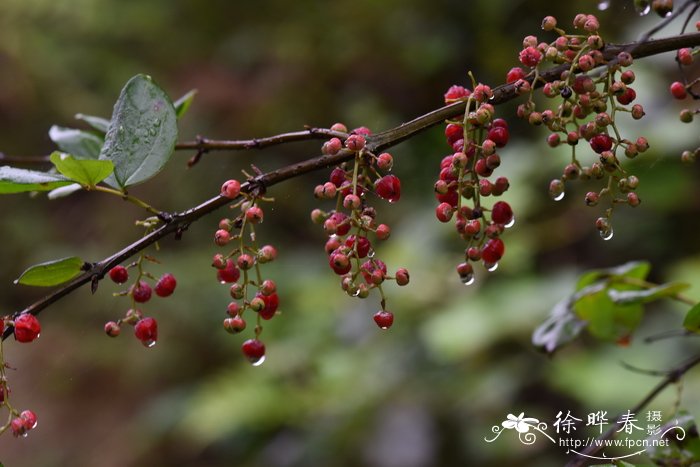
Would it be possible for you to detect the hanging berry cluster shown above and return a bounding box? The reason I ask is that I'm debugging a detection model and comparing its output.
[671,21,700,163]
[510,13,646,240]
[436,81,514,285]
[212,179,279,366]
[311,124,409,330]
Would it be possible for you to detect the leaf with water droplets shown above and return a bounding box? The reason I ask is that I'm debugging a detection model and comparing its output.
[99,74,178,189]
[576,261,650,291]
[15,256,84,287]
[0,166,72,194]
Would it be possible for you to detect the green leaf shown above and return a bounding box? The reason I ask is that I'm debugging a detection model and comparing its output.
[574,285,643,340]
[173,89,197,119]
[75,113,110,133]
[99,74,178,189]
[683,303,700,332]
[0,166,72,194]
[48,125,104,159]
[607,282,689,305]
[50,152,114,187]
[15,256,84,286]
[576,261,651,290]
[48,183,83,200]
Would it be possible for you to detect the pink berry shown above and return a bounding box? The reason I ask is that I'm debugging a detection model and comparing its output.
[376,153,393,171]
[245,205,264,224]
[217,259,241,283]
[155,273,177,297]
[130,281,152,303]
[519,46,542,67]
[506,67,526,84]
[491,201,514,225]
[345,134,366,151]
[589,134,614,154]
[670,81,687,99]
[395,268,410,286]
[108,265,129,284]
[20,410,37,430]
[373,310,394,329]
[376,223,391,240]
[329,252,351,275]
[361,259,387,284]
[481,238,505,264]
[346,235,371,258]
[104,321,121,337]
[444,85,471,103]
[328,211,351,236]
[221,179,241,199]
[242,339,266,364]
[134,317,158,347]
[11,417,26,437]
[223,315,246,333]
[258,245,278,263]
[13,313,41,343]
[374,175,401,203]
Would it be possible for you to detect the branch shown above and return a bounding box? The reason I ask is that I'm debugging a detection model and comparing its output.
[5,31,700,338]
[565,353,700,467]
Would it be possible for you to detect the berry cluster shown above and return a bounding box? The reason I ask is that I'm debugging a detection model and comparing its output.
[671,21,700,163]
[312,123,409,329]
[437,81,514,284]
[214,178,279,365]
[512,14,646,239]
[104,258,177,347]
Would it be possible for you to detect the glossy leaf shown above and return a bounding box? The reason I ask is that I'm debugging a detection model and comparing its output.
[50,152,114,187]
[0,166,72,194]
[607,282,689,305]
[99,74,178,189]
[576,261,650,290]
[15,256,84,287]
[48,125,104,159]
[683,303,700,332]
[75,113,110,133]
[174,89,197,119]
[575,288,643,340]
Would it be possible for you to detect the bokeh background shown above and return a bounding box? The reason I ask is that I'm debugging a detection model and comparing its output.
[1,0,700,465]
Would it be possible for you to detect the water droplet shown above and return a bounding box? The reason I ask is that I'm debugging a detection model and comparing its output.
[368,249,376,258]
[118,125,125,134]
[485,262,499,272]
[460,274,475,286]
[219,280,227,285]
[351,288,361,297]
[600,227,614,241]
[13,279,18,285]
[379,325,389,330]
[143,339,156,348]
[252,355,266,366]
[597,0,610,10]
[553,192,565,201]
[505,217,515,229]
[634,0,650,15]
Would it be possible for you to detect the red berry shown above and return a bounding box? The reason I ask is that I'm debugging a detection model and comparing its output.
[678,48,693,65]
[329,252,351,275]
[134,317,158,347]
[346,235,371,258]
[395,268,410,286]
[351,126,372,136]
[245,205,264,224]
[130,281,152,303]
[374,175,401,203]
[375,224,391,240]
[13,313,41,343]
[241,339,265,364]
[327,211,351,236]
[444,85,471,103]
[491,201,514,225]
[237,253,255,270]
[329,167,346,187]
[217,259,241,283]
[435,202,454,223]
[373,310,394,329]
[108,265,129,284]
[616,87,636,105]
[487,126,509,148]
[436,189,459,208]
[20,410,37,430]
[445,123,463,146]
[506,67,526,84]
[221,179,241,199]
[223,316,246,333]
[258,244,278,263]
[670,81,687,99]
[154,273,177,297]
[519,46,542,67]
[589,134,613,154]
[345,134,366,151]
[322,137,342,155]
[361,259,387,284]
[376,152,393,171]
[481,238,505,264]
[104,321,121,337]
[256,292,279,320]
[11,417,26,437]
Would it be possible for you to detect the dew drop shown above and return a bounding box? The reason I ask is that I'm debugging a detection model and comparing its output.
[379,325,389,330]
[143,339,156,348]
[21,433,28,438]
[552,192,565,201]
[251,355,266,366]
[600,227,614,241]
[485,262,499,272]
[505,216,515,229]
[597,0,610,10]
[351,289,361,297]
[634,0,650,15]
[460,274,475,286]
[219,280,227,285]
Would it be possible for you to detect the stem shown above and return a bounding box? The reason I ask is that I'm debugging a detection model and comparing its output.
[92,185,161,216]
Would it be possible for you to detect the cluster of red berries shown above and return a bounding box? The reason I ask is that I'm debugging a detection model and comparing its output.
[671,22,700,163]
[438,82,514,284]
[312,123,409,329]
[214,178,279,365]
[104,261,177,347]
[511,14,645,239]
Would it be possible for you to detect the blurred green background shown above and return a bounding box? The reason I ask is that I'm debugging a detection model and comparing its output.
[1,0,700,465]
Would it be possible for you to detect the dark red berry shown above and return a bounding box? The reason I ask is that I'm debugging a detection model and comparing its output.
[395,268,410,286]
[481,238,505,264]
[13,313,41,343]
[328,211,351,236]
[11,418,26,437]
[329,167,346,187]
[487,126,509,148]
[374,175,401,203]
[373,310,394,329]
[435,189,459,208]
[589,134,613,154]
[223,316,246,333]
[445,123,463,145]
[491,201,513,225]
[346,235,371,258]
[361,259,387,284]
[435,202,454,223]
[130,281,152,303]
[616,87,636,105]
[241,339,265,364]
[104,321,121,337]
[108,265,129,284]
[519,46,542,67]
[329,252,351,275]
[154,273,177,297]
[217,259,241,283]
[670,81,687,99]
[256,292,279,320]
[20,410,37,430]
[134,317,158,347]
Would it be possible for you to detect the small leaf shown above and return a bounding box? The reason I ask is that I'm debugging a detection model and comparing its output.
[575,288,643,340]
[49,126,104,159]
[75,113,110,133]
[683,303,700,332]
[0,166,72,194]
[173,89,197,119]
[48,183,83,200]
[608,282,689,305]
[15,256,84,286]
[99,74,178,189]
[50,152,114,187]
[576,261,651,290]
